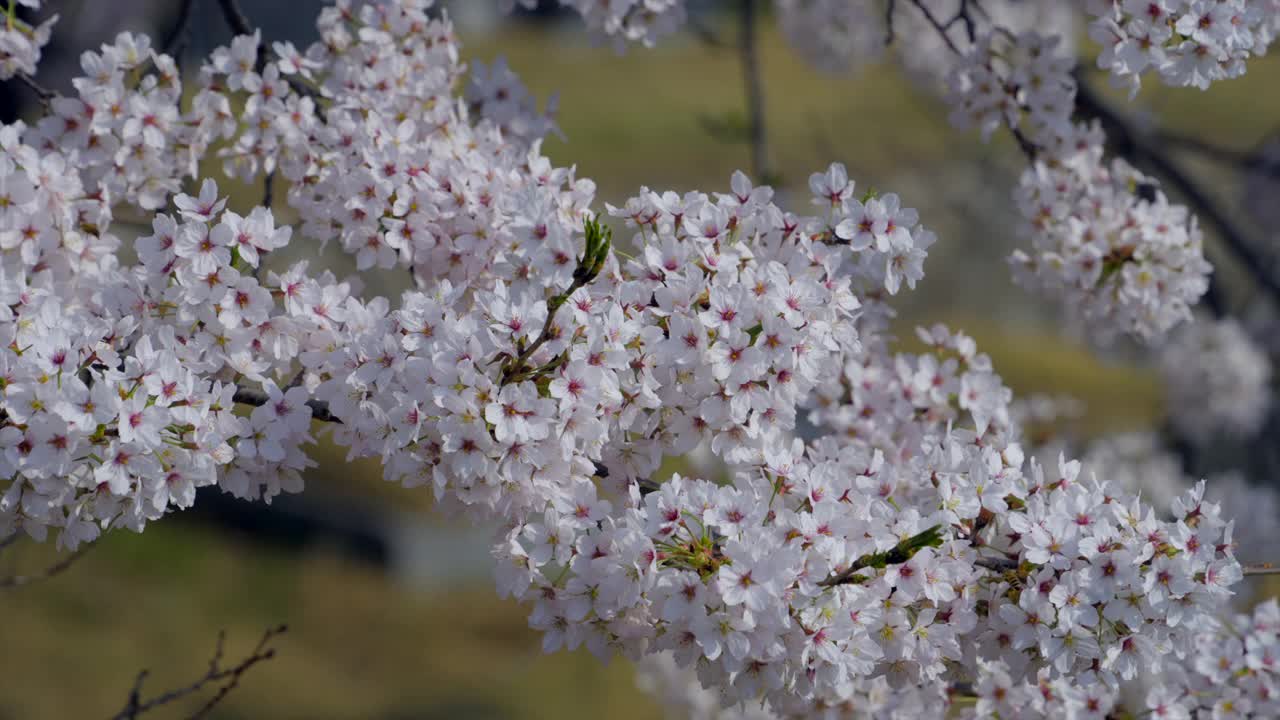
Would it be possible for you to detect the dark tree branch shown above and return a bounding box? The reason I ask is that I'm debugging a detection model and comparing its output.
[0,542,94,589]
[884,0,898,47]
[161,0,200,60]
[820,525,944,587]
[738,0,769,181]
[687,13,726,48]
[1156,128,1280,180]
[214,0,255,37]
[111,625,287,720]
[975,555,1019,573]
[14,71,54,109]
[907,0,961,55]
[1073,78,1280,309]
[946,0,980,44]
[262,169,275,210]
[232,385,342,424]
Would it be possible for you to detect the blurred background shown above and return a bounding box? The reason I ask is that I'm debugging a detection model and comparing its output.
[2,1,1279,718]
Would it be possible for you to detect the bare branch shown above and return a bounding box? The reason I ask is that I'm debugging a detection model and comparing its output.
[946,0,980,44]
[0,542,94,589]
[1244,563,1280,576]
[111,625,287,720]
[907,0,961,55]
[214,0,255,38]
[884,0,898,47]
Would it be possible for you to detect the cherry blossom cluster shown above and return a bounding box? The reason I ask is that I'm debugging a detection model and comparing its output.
[892,1,1080,85]
[635,651,776,720]
[1159,317,1273,444]
[965,595,1280,719]
[0,1,1272,717]
[271,1,575,283]
[0,0,54,81]
[494,306,1243,715]
[0,125,327,546]
[504,0,686,49]
[1009,121,1213,341]
[946,31,1212,340]
[1086,0,1280,93]
[1067,431,1280,571]
[26,33,197,210]
[638,469,1280,718]
[308,165,894,526]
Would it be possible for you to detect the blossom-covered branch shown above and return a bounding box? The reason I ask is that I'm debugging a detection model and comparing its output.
[1072,76,1280,309]
[1,1,1279,718]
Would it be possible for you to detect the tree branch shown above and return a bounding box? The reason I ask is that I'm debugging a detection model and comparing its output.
[213,0,255,38]
[946,0,980,44]
[1073,77,1280,308]
[884,0,898,47]
[0,542,94,589]
[111,625,287,720]
[907,0,961,55]
[232,385,342,424]
[819,525,944,587]
[974,555,1019,573]
[1243,563,1280,576]
[14,71,54,109]
[161,0,200,60]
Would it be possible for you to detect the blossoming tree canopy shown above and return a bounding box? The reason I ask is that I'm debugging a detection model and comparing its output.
[2,0,1279,718]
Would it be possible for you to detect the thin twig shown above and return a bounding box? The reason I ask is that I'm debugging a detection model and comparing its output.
[1244,563,1280,576]
[946,0,979,44]
[14,71,54,108]
[0,542,94,589]
[738,0,768,181]
[110,625,286,720]
[907,0,961,55]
